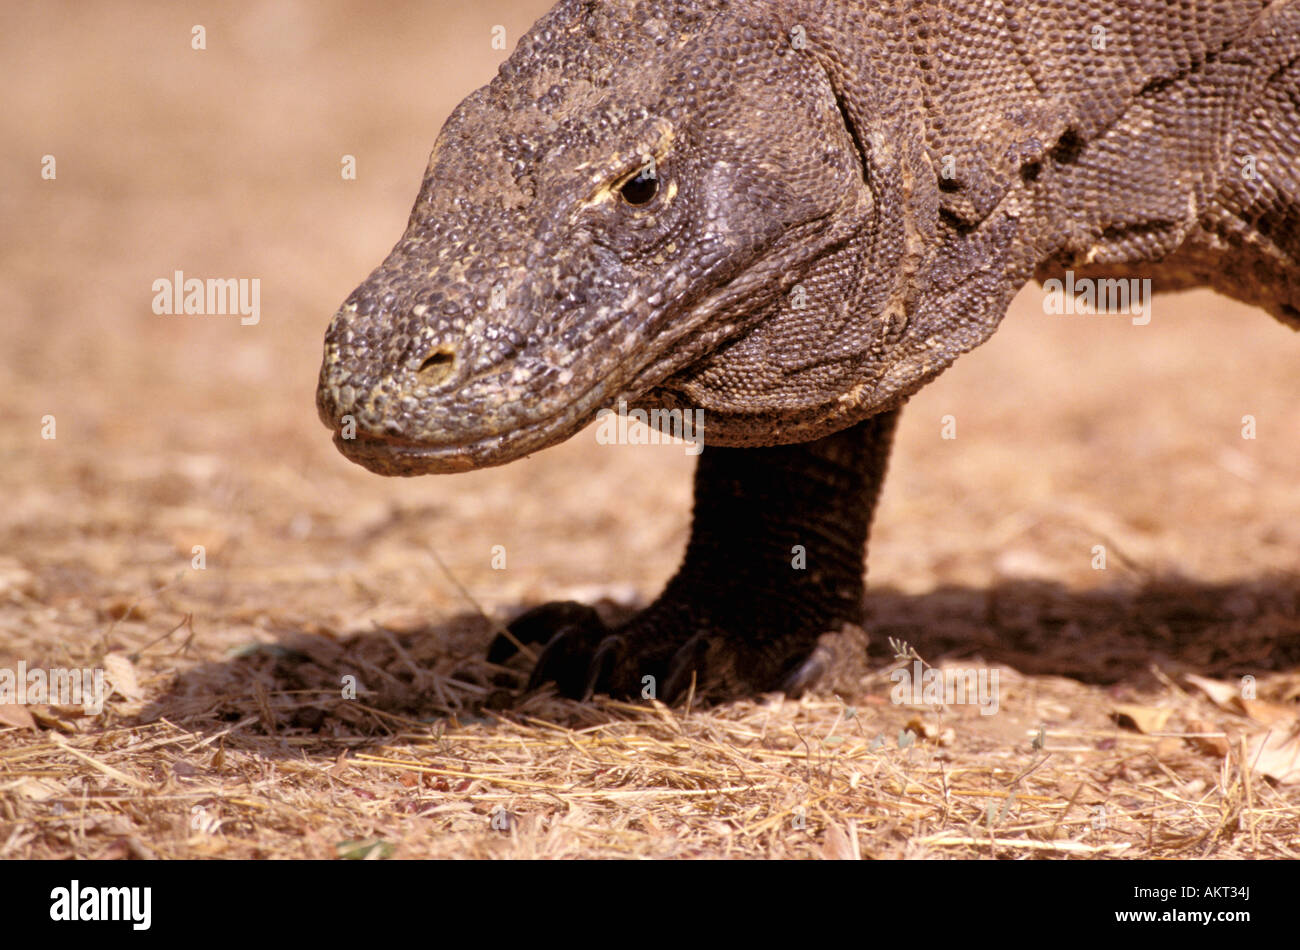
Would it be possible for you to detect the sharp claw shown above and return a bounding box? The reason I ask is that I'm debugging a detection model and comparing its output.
[489,603,569,664]
[781,646,829,697]
[526,629,576,692]
[494,602,612,698]
[489,600,826,705]
[662,632,709,704]
[487,632,524,665]
[582,634,625,700]
[491,600,603,664]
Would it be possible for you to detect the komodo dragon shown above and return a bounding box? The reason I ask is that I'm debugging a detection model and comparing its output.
[317,0,1300,703]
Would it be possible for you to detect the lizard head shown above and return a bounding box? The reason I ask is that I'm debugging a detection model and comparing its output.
[317,0,885,475]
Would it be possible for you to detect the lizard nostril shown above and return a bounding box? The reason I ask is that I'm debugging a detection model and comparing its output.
[416,346,456,386]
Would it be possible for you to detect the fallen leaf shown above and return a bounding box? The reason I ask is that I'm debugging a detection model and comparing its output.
[0,703,36,730]
[1186,718,1229,757]
[30,706,77,733]
[1245,726,1300,784]
[102,652,143,701]
[48,704,92,719]
[1111,704,1172,734]
[1238,698,1298,727]
[1184,674,1240,712]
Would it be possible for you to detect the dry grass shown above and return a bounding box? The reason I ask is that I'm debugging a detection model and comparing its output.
[2,0,1298,859]
[2,579,1298,859]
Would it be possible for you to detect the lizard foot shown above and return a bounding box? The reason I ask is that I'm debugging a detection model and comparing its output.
[486,412,902,705]
[489,599,823,704]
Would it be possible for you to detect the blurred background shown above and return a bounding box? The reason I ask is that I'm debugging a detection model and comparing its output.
[2,0,1298,666]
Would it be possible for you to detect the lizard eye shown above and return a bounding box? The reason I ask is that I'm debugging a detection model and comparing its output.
[619,166,659,205]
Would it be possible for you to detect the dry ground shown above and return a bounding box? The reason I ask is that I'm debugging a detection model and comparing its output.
[1,1,1298,859]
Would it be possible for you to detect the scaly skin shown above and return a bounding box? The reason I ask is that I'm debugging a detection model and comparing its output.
[317,1,1299,702]
[489,409,900,701]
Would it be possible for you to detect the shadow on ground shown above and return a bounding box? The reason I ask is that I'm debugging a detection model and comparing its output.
[139,573,1300,758]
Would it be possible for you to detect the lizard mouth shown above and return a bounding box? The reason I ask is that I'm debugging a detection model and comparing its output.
[331,430,484,475]
[330,423,583,477]
[324,378,614,476]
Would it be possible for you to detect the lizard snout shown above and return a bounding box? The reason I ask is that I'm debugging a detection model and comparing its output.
[315,300,462,434]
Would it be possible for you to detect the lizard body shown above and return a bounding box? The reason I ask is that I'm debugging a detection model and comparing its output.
[317,0,1300,701]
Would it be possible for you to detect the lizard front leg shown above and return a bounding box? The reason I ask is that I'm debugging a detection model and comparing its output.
[490,408,902,703]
